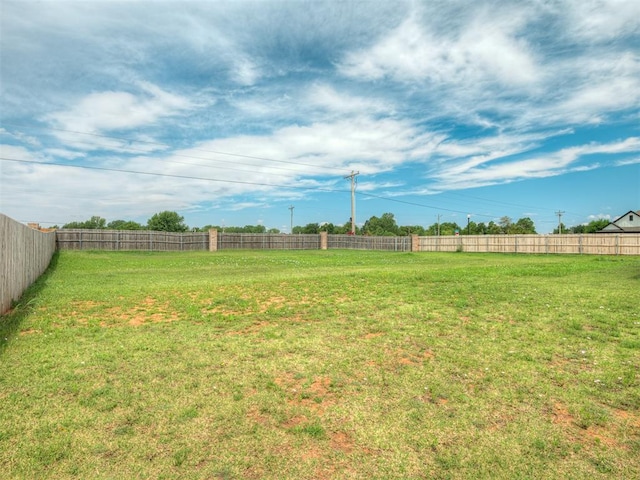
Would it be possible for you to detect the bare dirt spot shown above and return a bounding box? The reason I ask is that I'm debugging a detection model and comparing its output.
[387,348,435,367]
[258,296,287,313]
[362,332,384,339]
[228,321,271,335]
[552,402,623,448]
[277,374,336,416]
[282,414,308,429]
[19,328,41,336]
[330,431,355,453]
[96,297,181,327]
[552,402,575,427]
[246,406,270,426]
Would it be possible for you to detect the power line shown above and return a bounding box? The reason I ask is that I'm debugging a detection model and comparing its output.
[1,123,353,175]
[0,156,350,194]
[2,155,549,222]
[356,190,495,218]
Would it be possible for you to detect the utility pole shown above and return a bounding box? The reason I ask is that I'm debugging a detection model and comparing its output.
[289,205,294,234]
[344,171,359,234]
[437,214,441,236]
[555,210,565,234]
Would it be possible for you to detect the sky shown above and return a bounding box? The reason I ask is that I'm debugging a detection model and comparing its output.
[1,0,639,234]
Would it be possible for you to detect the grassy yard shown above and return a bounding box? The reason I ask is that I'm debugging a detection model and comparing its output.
[1,250,639,479]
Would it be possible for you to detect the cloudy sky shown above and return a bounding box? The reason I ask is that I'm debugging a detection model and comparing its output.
[1,0,639,233]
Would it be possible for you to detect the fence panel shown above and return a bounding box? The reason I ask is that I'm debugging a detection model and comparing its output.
[56,229,209,251]
[416,234,639,255]
[217,233,321,250]
[1,214,57,314]
[328,235,412,251]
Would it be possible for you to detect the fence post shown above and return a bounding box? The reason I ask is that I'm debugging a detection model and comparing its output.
[411,234,419,252]
[320,231,328,250]
[579,235,583,255]
[545,235,548,254]
[209,229,218,252]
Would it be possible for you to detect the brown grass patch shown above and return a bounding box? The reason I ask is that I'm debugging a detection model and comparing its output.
[551,402,626,449]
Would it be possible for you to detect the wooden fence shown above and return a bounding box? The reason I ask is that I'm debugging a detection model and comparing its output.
[53,229,640,255]
[327,234,412,251]
[1,214,57,315]
[418,234,640,255]
[56,229,209,251]
[217,233,321,250]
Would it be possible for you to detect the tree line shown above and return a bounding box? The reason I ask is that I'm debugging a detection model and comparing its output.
[60,211,609,235]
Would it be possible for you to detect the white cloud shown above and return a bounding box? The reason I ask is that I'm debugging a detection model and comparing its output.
[306,83,391,115]
[44,82,192,139]
[564,0,640,41]
[338,12,540,88]
[0,128,41,147]
[430,137,640,191]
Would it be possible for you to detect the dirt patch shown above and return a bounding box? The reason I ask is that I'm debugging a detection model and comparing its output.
[362,332,384,339]
[258,296,287,313]
[282,414,308,429]
[613,408,640,427]
[246,407,270,426]
[96,297,181,327]
[330,431,355,453]
[277,374,336,416]
[551,402,624,449]
[228,321,271,335]
[19,328,41,336]
[552,402,574,426]
[387,348,435,367]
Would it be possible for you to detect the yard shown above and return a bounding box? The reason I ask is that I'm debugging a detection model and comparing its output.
[1,250,639,479]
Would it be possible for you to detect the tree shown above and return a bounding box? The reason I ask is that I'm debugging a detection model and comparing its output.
[362,213,399,236]
[486,221,502,234]
[475,222,488,235]
[319,222,336,234]
[63,216,107,229]
[499,216,513,234]
[147,211,188,232]
[513,217,537,234]
[553,223,568,235]
[293,223,320,234]
[399,225,426,236]
[566,218,609,234]
[585,219,610,233]
[107,219,144,230]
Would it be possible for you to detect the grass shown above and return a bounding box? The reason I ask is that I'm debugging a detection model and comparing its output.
[1,249,639,479]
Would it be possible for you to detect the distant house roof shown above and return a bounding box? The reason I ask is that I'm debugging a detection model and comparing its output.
[599,210,640,233]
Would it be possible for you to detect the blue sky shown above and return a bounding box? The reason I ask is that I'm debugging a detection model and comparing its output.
[1,0,638,233]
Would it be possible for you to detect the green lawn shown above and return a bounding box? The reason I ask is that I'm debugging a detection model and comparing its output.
[1,250,639,479]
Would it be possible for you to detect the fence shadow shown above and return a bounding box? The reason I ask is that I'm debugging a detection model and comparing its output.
[0,251,60,356]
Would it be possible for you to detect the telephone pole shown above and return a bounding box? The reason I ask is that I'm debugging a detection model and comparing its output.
[289,205,294,234]
[344,171,359,234]
[555,210,565,234]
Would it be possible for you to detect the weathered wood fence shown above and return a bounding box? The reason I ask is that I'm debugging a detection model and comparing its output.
[1,214,57,314]
[56,229,209,251]
[53,229,640,255]
[420,234,640,255]
[217,233,321,250]
[327,234,412,251]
